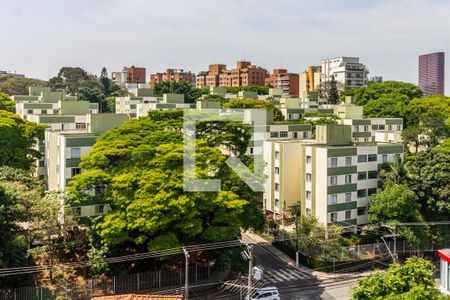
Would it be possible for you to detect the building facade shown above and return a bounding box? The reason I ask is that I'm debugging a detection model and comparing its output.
[321,57,369,89]
[265,69,299,97]
[112,66,147,85]
[263,124,404,230]
[299,66,322,98]
[418,52,445,96]
[150,69,195,88]
[196,61,268,88]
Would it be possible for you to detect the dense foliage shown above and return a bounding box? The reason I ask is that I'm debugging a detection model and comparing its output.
[0,110,45,170]
[352,257,446,300]
[0,76,48,95]
[226,86,270,95]
[153,80,207,103]
[0,92,16,112]
[68,110,264,257]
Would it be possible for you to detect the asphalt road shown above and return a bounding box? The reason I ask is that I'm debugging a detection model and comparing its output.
[193,241,357,300]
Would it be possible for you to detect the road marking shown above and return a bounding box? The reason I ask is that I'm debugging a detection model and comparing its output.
[264,268,310,283]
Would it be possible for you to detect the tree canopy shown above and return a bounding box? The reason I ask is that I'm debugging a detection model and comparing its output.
[351,256,445,300]
[68,110,264,256]
[153,80,205,103]
[49,67,92,95]
[0,92,16,112]
[340,81,423,106]
[0,110,45,170]
[0,76,48,95]
[226,86,270,95]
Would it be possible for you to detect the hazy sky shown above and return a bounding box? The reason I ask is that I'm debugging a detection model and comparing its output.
[2,0,450,92]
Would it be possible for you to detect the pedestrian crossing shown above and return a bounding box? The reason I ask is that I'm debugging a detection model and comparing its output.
[218,278,266,295]
[263,268,310,283]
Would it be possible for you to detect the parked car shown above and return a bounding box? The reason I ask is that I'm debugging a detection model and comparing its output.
[246,287,280,300]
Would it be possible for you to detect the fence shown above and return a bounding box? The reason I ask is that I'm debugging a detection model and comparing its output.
[271,236,450,272]
[0,263,217,300]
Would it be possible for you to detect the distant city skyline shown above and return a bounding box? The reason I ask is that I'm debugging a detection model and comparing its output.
[1,0,450,94]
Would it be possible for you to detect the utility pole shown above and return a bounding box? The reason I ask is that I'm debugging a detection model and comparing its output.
[381,223,399,262]
[183,247,190,300]
[240,239,253,299]
[290,203,300,267]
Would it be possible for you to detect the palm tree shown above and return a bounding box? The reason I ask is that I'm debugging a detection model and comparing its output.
[379,154,417,185]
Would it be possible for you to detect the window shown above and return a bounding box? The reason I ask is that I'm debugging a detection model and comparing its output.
[306,173,312,182]
[368,188,377,196]
[330,194,338,204]
[249,147,253,154]
[345,210,352,220]
[280,131,288,138]
[41,109,47,114]
[76,123,86,129]
[372,125,379,130]
[274,151,280,160]
[357,172,367,181]
[345,192,352,202]
[368,170,378,179]
[345,174,352,184]
[303,131,308,138]
[353,126,359,132]
[382,154,388,163]
[388,125,392,131]
[306,191,312,200]
[270,132,279,138]
[357,155,367,163]
[357,207,367,216]
[275,198,280,207]
[306,208,312,215]
[306,155,312,164]
[71,148,81,158]
[397,125,401,131]
[331,157,338,167]
[95,205,104,215]
[71,168,81,177]
[275,167,279,174]
[274,183,279,191]
[368,154,377,162]
[53,109,59,114]
[357,189,367,198]
[345,157,352,166]
[27,109,33,114]
[364,125,369,132]
[379,125,385,130]
[330,176,337,185]
[62,123,70,130]
[293,132,298,139]
[330,212,338,222]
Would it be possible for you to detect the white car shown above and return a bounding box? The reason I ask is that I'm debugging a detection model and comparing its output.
[246,287,280,300]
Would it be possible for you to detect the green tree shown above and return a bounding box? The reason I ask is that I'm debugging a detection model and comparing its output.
[0,110,45,170]
[79,86,107,112]
[341,81,423,106]
[351,256,446,300]
[401,125,423,153]
[226,86,270,95]
[223,99,285,121]
[419,108,449,147]
[0,76,48,95]
[68,110,263,256]
[100,67,111,96]
[363,93,410,119]
[153,80,202,102]
[0,92,16,112]
[328,75,339,104]
[368,184,427,245]
[49,67,91,95]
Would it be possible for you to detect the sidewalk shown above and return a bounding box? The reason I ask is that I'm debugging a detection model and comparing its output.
[241,230,368,280]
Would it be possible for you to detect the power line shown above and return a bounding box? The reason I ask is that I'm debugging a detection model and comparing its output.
[0,240,243,277]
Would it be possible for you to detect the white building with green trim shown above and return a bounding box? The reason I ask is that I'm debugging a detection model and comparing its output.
[263,124,404,230]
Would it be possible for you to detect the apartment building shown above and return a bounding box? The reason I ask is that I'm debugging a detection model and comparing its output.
[321,57,369,89]
[265,69,299,97]
[150,69,195,88]
[263,124,404,229]
[419,52,445,96]
[112,66,146,85]
[299,66,322,98]
[196,61,268,88]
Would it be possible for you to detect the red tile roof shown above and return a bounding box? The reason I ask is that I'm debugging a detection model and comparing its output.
[92,294,183,300]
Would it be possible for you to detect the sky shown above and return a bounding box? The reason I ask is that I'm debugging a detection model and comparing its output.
[1,0,450,93]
